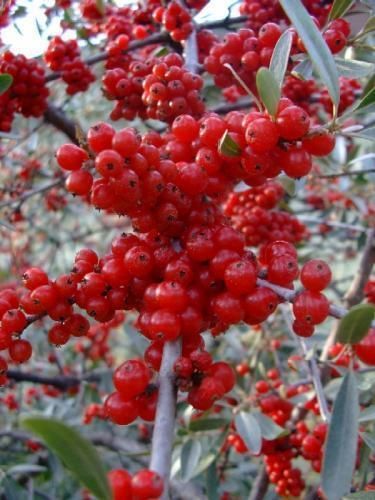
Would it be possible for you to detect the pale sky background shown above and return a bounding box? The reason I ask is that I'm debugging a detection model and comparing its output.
[2,0,238,58]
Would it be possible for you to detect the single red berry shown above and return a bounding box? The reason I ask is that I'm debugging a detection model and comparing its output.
[293,291,330,325]
[56,144,88,171]
[301,259,332,291]
[131,469,163,499]
[104,392,139,425]
[108,469,132,500]
[113,359,150,399]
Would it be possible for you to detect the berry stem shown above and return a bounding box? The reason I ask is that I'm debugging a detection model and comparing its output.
[149,339,181,498]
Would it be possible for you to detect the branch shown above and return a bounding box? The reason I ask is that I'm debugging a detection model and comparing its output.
[248,466,269,500]
[149,339,181,499]
[43,104,80,144]
[0,178,64,210]
[256,278,352,320]
[317,168,375,178]
[6,369,102,390]
[297,216,370,234]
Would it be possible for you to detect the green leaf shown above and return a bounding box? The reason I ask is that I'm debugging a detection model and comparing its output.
[188,418,229,432]
[0,74,13,95]
[234,412,262,455]
[337,304,375,344]
[357,16,375,38]
[336,58,375,79]
[269,30,293,88]
[218,130,242,157]
[278,175,296,196]
[256,68,280,117]
[180,439,202,482]
[343,494,375,500]
[352,127,375,141]
[292,59,313,80]
[360,431,375,452]
[354,86,375,112]
[280,0,340,109]
[206,461,220,500]
[252,411,288,440]
[322,371,360,500]
[21,417,111,500]
[95,0,105,15]
[328,0,355,20]
[358,405,375,423]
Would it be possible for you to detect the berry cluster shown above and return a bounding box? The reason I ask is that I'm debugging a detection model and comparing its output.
[204,25,282,96]
[105,359,158,425]
[108,468,163,500]
[239,0,330,31]
[0,52,49,132]
[44,37,95,95]
[173,349,235,410]
[224,182,309,247]
[153,1,193,42]
[102,53,205,122]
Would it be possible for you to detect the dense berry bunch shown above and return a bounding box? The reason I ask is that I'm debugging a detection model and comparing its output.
[0,51,49,131]
[44,37,95,94]
[173,348,235,410]
[224,182,309,246]
[102,52,205,122]
[153,1,193,42]
[204,25,282,96]
[239,0,330,31]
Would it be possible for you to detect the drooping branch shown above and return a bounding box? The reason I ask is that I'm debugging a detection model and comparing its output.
[43,104,80,144]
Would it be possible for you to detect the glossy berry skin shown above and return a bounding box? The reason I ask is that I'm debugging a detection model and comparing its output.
[209,361,235,392]
[188,376,225,410]
[224,259,257,296]
[301,259,332,291]
[354,328,375,365]
[9,339,32,363]
[113,359,150,399]
[293,291,330,325]
[302,130,335,156]
[104,392,139,425]
[276,106,310,140]
[245,118,279,153]
[108,469,132,500]
[56,144,88,171]
[131,469,163,499]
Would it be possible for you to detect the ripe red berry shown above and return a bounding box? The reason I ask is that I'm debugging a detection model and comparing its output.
[104,392,139,425]
[354,328,375,366]
[108,469,132,500]
[293,291,330,325]
[113,359,150,399]
[301,259,332,291]
[224,259,257,296]
[9,339,32,363]
[56,144,88,171]
[131,469,163,499]
[276,106,310,140]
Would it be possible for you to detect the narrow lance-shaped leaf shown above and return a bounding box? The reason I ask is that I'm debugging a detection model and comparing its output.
[180,439,202,482]
[269,30,293,88]
[328,0,355,21]
[336,304,375,344]
[21,417,111,500]
[256,68,280,118]
[354,86,375,112]
[280,0,340,110]
[322,371,360,500]
[0,74,13,95]
[234,412,262,455]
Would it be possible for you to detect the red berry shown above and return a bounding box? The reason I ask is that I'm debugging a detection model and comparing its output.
[301,259,332,291]
[113,359,150,399]
[131,469,163,499]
